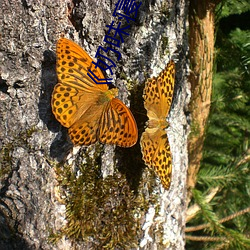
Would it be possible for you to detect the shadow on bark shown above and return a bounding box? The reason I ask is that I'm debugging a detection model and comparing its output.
[116,82,147,191]
[0,210,33,250]
[39,50,73,161]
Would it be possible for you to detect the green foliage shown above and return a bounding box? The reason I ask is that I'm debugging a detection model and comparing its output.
[192,189,224,233]
[197,165,239,188]
[218,0,250,17]
[187,2,250,249]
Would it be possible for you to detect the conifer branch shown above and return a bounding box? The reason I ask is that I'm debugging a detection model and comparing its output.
[185,235,227,242]
[185,206,250,232]
[186,187,219,222]
[236,149,250,168]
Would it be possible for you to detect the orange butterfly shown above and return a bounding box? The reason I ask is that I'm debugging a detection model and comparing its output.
[140,61,175,189]
[51,38,138,147]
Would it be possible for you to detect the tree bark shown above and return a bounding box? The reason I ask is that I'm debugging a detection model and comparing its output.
[0,0,189,249]
[187,0,220,203]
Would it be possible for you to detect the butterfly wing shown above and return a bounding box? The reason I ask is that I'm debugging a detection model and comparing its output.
[52,38,108,128]
[98,98,138,147]
[56,38,108,91]
[52,83,102,128]
[143,60,175,120]
[140,128,172,190]
[67,99,105,145]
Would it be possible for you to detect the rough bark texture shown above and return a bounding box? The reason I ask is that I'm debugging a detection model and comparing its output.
[187,0,219,203]
[0,0,189,249]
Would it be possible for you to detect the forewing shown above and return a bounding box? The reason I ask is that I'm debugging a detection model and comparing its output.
[56,38,108,91]
[143,60,175,119]
[52,38,107,128]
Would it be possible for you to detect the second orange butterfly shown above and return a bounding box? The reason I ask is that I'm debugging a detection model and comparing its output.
[140,60,175,189]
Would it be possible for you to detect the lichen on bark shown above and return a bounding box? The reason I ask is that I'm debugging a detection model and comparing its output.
[0,1,189,249]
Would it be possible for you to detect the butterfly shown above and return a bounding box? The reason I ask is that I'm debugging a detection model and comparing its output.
[140,60,175,189]
[51,38,138,147]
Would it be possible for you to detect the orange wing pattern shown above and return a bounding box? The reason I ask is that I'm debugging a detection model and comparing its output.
[51,38,138,147]
[99,98,138,147]
[140,61,175,189]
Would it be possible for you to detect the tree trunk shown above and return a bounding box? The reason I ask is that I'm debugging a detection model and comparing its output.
[0,0,189,249]
[187,0,220,203]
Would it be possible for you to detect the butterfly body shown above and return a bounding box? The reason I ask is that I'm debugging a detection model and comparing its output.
[97,88,118,104]
[52,38,138,147]
[140,61,175,190]
[147,117,169,130]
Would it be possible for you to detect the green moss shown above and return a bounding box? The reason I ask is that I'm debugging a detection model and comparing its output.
[0,144,13,178]
[51,149,156,248]
[0,126,38,178]
[119,71,127,80]
[159,1,170,16]
[118,72,139,92]
[25,126,38,138]
[189,120,201,138]
[161,36,169,56]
